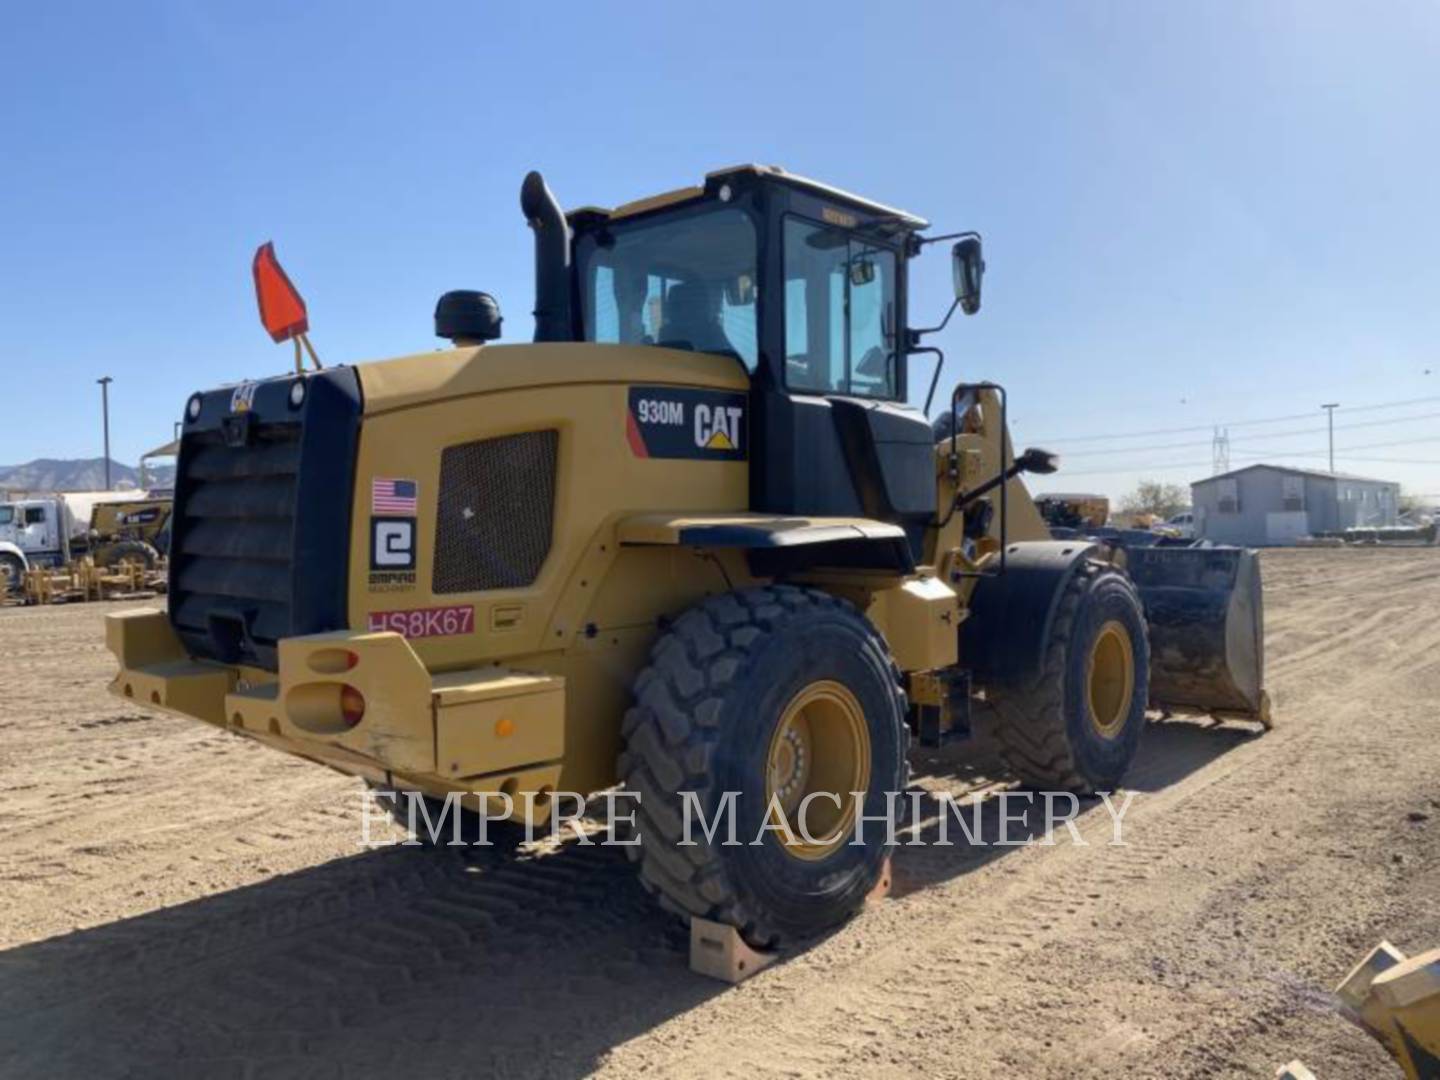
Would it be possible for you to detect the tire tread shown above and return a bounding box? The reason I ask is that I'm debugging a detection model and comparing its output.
[618,585,908,947]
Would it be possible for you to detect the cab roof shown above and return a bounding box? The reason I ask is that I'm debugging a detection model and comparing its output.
[566,164,930,230]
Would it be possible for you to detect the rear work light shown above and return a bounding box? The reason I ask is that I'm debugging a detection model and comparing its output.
[340,685,366,728]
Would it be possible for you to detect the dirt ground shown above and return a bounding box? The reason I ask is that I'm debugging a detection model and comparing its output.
[0,547,1436,1079]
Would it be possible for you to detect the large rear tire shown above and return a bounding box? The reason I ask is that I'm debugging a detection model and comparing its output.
[991,561,1150,793]
[619,586,908,949]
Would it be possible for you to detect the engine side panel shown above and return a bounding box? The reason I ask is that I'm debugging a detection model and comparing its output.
[347,347,751,672]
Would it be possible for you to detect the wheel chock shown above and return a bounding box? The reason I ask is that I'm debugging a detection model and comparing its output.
[867,854,893,903]
[689,917,778,984]
[688,857,892,984]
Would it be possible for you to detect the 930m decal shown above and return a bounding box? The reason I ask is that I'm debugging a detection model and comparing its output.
[627,386,747,461]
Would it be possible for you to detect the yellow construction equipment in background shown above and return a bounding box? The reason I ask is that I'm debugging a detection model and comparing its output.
[81,496,171,569]
[23,559,164,605]
[1035,491,1110,531]
[1336,941,1440,1079]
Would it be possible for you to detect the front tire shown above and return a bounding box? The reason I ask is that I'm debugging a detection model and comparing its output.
[619,586,908,949]
[992,561,1150,793]
[0,553,23,596]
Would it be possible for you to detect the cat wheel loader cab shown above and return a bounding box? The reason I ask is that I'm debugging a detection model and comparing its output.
[107,165,1269,948]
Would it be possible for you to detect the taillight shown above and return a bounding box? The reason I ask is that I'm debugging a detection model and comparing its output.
[308,648,359,674]
[340,685,366,727]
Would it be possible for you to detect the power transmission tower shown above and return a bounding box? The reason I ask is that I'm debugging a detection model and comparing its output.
[1321,402,1340,472]
[1212,426,1231,475]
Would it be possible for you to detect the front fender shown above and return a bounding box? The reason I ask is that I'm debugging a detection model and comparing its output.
[960,540,1102,694]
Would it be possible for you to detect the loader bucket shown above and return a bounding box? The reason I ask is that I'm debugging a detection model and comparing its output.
[1123,545,1267,722]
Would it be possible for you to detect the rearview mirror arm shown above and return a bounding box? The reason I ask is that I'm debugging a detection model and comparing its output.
[908,298,960,343]
[954,457,1029,512]
[912,230,980,249]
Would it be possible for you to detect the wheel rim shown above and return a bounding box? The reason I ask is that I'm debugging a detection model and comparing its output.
[765,680,871,860]
[1087,620,1136,740]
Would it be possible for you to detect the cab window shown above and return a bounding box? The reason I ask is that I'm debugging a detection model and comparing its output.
[23,507,45,525]
[578,206,759,370]
[783,216,898,398]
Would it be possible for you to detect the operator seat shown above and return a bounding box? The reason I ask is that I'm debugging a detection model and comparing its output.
[657,281,736,357]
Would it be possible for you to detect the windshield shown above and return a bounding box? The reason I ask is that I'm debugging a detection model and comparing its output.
[577,205,758,369]
[0,507,13,526]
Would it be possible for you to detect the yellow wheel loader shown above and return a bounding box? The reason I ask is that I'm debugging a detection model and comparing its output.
[107,166,1268,947]
[82,496,171,570]
[1034,492,1110,531]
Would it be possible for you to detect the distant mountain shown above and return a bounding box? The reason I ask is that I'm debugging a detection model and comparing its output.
[0,457,175,493]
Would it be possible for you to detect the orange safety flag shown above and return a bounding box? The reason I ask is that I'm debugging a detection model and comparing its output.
[252,242,310,343]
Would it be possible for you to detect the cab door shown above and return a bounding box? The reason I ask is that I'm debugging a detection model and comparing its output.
[17,504,56,559]
[753,212,935,552]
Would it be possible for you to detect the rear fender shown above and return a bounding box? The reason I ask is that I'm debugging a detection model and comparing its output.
[616,512,916,576]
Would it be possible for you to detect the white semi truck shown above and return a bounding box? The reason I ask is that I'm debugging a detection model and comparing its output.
[0,491,151,592]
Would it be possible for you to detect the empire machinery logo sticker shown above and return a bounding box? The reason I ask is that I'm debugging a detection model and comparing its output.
[369,477,419,591]
[627,386,747,461]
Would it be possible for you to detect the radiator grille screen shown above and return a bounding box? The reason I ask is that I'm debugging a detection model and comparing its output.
[170,422,300,667]
[433,430,558,593]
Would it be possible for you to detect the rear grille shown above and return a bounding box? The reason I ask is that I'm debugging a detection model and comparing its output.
[433,430,558,593]
[168,369,361,670]
[171,423,300,666]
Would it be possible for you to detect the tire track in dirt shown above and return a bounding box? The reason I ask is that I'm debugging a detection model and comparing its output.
[602,548,1440,1078]
[0,550,1437,1078]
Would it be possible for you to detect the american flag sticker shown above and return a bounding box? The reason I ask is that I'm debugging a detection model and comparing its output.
[372,478,418,514]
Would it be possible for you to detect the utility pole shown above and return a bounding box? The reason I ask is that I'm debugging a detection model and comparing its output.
[97,376,113,490]
[1321,402,1340,473]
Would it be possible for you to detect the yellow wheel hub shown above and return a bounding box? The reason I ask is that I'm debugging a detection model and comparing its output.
[765,680,871,860]
[1087,620,1136,739]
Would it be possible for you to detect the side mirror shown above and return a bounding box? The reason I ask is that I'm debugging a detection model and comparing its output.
[952,236,984,315]
[849,257,876,287]
[1016,447,1059,475]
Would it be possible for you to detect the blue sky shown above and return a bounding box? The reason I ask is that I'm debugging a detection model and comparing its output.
[3,1,1438,501]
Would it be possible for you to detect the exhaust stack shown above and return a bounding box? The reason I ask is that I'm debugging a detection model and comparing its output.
[520,171,573,342]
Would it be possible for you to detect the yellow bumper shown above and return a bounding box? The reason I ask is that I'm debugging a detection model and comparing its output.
[106,609,565,821]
